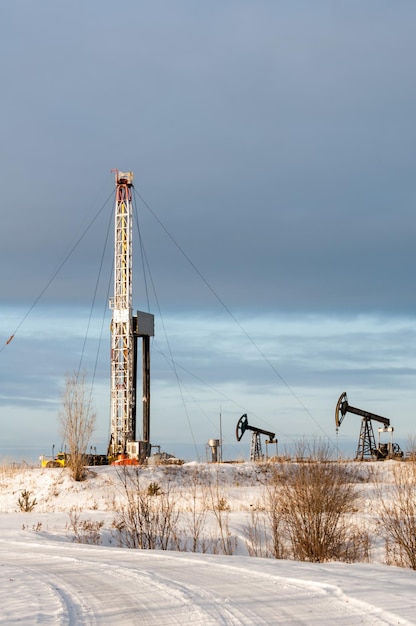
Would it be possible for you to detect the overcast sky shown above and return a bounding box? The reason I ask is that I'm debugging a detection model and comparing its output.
[1,1,416,461]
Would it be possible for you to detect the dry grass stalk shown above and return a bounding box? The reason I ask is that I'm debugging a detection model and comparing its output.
[67,507,103,544]
[374,462,416,569]
[113,466,180,550]
[206,470,237,556]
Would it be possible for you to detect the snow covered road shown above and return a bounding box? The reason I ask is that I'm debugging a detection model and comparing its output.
[1,536,415,625]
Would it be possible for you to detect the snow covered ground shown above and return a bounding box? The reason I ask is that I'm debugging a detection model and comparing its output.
[0,461,415,625]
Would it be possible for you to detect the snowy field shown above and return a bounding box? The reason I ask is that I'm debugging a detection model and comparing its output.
[0,461,415,625]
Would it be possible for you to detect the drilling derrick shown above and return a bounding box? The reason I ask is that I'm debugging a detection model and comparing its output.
[108,170,135,458]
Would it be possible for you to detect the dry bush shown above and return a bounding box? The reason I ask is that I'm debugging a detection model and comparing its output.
[244,466,287,559]
[67,508,103,544]
[0,462,29,490]
[406,434,416,460]
[183,467,209,553]
[244,501,271,558]
[263,470,288,559]
[244,441,366,563]
[279,454,359,562]
[113,467,181,550]
[206,470,237,556]
[60,370,96,482]
[243,457,367,563]
[112,466,236,555]
[374,462,416,569]
[339,524,371,563]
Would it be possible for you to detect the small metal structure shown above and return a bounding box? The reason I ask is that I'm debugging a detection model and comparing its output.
[236,414,277,462]
[335,392,403,460]
[208,439,220,463]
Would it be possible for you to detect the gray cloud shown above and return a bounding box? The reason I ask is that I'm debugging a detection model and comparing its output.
[1,2,416,458]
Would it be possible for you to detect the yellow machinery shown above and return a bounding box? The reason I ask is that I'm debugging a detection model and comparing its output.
[39,452,70,468]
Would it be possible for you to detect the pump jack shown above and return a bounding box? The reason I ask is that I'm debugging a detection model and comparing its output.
[236,414,277,461]
[335,392,403,460]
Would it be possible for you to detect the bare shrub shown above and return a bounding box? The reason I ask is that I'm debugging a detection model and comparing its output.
[60,370,96,482]
[374,462,416,569]
[113,467,180,550]
[278,442,360,562]
[206,471,237,556]
[244,464,287,559]
[339,524,371,563]
[0,461,28,489]
[263,469,287,559]
[406,434,416,460]
[67,508,103,545]
[293,438,309,462]
[244,458,367,563]
[183,467,209,553]
[244,501,269,558]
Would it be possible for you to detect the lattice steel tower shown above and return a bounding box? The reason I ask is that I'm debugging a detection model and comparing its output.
[108,170,135,457]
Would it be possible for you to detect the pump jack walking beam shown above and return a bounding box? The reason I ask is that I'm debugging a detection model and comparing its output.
[335,392,390,431]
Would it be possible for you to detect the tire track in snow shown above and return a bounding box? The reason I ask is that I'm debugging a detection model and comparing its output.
[0,548,261,625]
[0,562,80,625]
[96,560,267,625]
[0,541,413,625]
[141,551,414,625]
